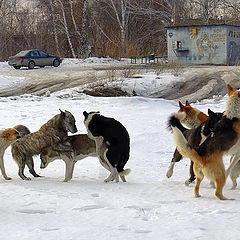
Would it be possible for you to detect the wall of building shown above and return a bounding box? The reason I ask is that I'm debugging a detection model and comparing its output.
[226,26,240,65]
[167,25,228,65]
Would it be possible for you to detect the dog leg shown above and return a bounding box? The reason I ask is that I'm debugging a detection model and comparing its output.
[209,181,215,188]
[166,149,182,178]
[103,150,119,183]
[70,161,76,180]
[226,155,240,178]
[194,177,203,198]
[104,168,119,183]
[230,173,238,190]
[215,177,230,200]
[166,162,175,178]
[0,154,11,180]
[64,160,74,182]
[185,160,195,186]
[99,157,111,171]
[98,156,115,182]
[193,163,204,198]
[18,160,31,180]
[26,156,42,177]
[120,175,126,182]
[229,168,238,190]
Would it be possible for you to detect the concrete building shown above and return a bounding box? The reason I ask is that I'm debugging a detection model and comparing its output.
[166,24,240,65]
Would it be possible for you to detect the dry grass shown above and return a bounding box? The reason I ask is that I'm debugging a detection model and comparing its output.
[155,61,186,76]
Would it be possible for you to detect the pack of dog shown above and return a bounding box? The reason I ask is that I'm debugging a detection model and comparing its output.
[11,109,77,180]
[169,84,240,200]
[2,83,240,201]
[83,111,131,182]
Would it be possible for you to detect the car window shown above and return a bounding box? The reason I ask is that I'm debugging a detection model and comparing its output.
[38,50,48,57]
[30,51,40,57]
[15,50,30,57]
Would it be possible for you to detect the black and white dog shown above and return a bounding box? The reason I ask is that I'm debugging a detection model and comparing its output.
[83,111,130,182]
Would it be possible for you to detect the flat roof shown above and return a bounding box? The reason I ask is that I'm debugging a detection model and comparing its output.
[165,23,240,28]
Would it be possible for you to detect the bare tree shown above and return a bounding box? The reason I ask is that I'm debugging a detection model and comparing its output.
[191,0,222,24]
[110,0,129,56]
[69,0,81,39]
[79,0,89,58]
[58,0,77,58]
[49,0,60,55]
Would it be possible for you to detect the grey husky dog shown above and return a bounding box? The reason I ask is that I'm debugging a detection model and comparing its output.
[40,134,99,182]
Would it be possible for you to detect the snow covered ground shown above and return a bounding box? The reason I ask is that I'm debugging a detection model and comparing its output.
[0,58,239,240]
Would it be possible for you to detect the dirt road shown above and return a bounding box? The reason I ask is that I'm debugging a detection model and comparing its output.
[1,63,240,102]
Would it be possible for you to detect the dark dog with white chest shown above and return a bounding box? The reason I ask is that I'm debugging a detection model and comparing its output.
[83,111,130,182]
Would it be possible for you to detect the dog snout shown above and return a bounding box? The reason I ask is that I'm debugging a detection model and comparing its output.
[70,125,77,133]
[17,135,21,139]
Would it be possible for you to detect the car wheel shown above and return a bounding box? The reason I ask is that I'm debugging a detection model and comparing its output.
[40,66,45,68]
[53,59,60,67]
[28,61,35,69]
[13,66,21,69]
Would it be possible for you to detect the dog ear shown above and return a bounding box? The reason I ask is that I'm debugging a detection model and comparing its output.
[178,101,185,110]
[83,111,88,118]
[227,84,234,96]
[59,109,65,118]
[208,108,214,117]
[185,100,190,106]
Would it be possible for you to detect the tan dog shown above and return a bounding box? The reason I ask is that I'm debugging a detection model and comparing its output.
[40,134,119,182]
[11,110,77,180]
[171,85,240,200]
[0,125,30,180]
[0,128,21,180]
[40,134,98,182]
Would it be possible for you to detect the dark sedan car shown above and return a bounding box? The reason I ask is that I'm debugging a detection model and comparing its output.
[8,50,62,69]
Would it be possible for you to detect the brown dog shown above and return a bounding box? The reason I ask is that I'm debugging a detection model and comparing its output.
[11,110,77,180]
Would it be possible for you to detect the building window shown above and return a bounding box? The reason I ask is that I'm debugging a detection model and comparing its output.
[177,41,182,49]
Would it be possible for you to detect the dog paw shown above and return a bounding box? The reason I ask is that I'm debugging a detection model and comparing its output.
[5,177,12,180]
[63,179,70,182]
[166,168,173,178]
[185,180,190,186]
[194,193,201,198]
[104,178,111,183]
[25,177,31,181]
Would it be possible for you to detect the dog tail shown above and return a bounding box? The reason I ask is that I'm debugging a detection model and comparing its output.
[119,168,131,176]
[168,112,188,133]
[171,126,204,167]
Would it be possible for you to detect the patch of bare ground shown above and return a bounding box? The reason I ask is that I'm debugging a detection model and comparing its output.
[83,86,128,97]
